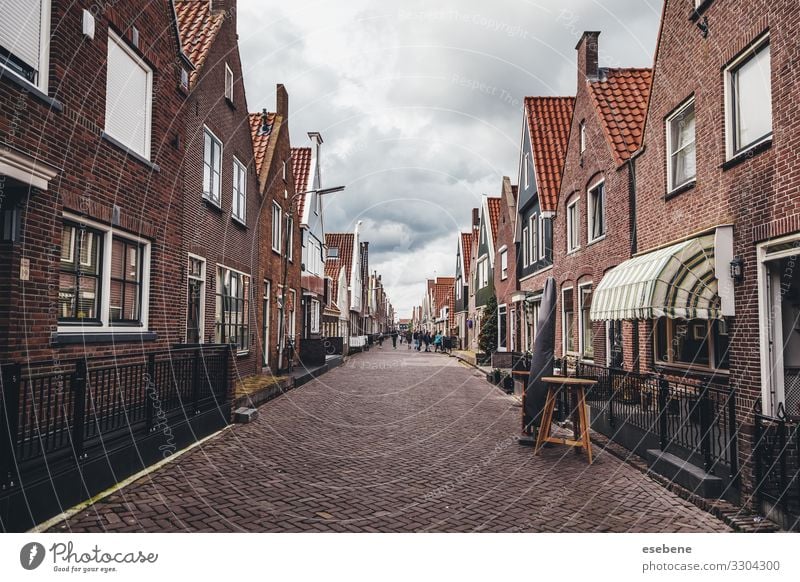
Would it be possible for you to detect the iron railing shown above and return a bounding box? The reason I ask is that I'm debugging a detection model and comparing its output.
[754,402,800,530]
[0,345,230,490]
[551,358,737,480]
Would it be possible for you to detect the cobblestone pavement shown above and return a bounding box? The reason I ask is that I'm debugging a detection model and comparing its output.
[49,349,731,532]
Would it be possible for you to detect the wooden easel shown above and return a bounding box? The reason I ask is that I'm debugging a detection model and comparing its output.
[534,377,596,464]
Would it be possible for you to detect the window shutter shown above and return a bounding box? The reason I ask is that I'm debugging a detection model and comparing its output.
[105,34,151,158]
[0,0,42,73]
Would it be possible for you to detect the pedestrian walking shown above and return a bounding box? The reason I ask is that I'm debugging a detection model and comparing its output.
[406,331,413,349]
[433,332,442,352]
[378,333,384,348]
[391,331,398,349]
[423,332,431,352]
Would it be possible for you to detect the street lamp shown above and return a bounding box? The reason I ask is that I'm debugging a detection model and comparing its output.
[277,185,345,374]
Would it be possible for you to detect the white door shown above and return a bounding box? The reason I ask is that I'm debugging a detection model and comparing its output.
[262,280,271,366]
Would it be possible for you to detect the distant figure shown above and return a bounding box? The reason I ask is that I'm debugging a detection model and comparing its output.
[406,331,413,349]
[391,331,398,349]
[423,332,431,352]
[433,332,442,352]
[378,333,384,348]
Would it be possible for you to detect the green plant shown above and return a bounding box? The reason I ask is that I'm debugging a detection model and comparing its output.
[478,294,498,356]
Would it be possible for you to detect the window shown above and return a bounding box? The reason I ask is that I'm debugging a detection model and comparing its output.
[0,0,51,91]
[286,217,294,261]
[328,247,339,258]
[579,285,594,360]
[500,249,508,280]
[667,99,696,192]
[186,255,205,344]
[105,31,152,159]
[567,197,580,252]
[523,154,530,190]
[580,120,586,154]
[654,318,729,370]
[59,222,102,322]
[109,238,144,323]
[587,181,606,242]
[477,258,488,288]
[272,202,282,253]
[203,128,222,205]
[538,215,546,260]
[310,299,320,334]
[481,222,485,244]
[58,218,150,329]
[224,63,234,102]
[562,287,575,354]
[522,227,529,267]
[524,298,540,352]
[232,158,246,223]
[529,214,539,263]
[726,35,771,157]
[215,266,250,352]
[456,277,462,300]
[498,304,508,351]
[288,289,297,339]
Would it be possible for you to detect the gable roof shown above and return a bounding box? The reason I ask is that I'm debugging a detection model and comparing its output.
[174,1,225,88]
[525,96,575,212]
[434,282,453,312]
[588,68,653,166]
[291,147,312,220]
[487,197,502,248]
[325,233,355,286]
[460,232,472,278]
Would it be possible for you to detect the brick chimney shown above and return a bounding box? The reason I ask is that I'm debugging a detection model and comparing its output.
[576,31,601,85]
[276,83,289,119]
[472,208,480,227]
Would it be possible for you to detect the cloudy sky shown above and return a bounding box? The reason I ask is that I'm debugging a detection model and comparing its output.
[237,0,662,319]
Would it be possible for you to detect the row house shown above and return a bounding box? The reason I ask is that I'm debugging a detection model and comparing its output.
[453,231,472,348]
[0,1,188,363]
[465,196,501,351]
[175,0,260,380]
[322,231,354,343]
[492,177,519,353]
[432,277,455,336]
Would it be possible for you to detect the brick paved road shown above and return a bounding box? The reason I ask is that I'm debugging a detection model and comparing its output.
[49,349,731,532]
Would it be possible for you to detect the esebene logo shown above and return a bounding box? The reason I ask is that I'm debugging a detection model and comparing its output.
[19,541,158,574]
[20,542,46,570]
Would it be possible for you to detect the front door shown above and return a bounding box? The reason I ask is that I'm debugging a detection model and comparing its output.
[263,280,271,367]
[186,256,205,343]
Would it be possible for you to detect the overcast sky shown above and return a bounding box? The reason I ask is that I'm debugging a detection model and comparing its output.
[237,0,662,319]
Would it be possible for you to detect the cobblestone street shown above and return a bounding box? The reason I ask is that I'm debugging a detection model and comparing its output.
[49,350,731,533]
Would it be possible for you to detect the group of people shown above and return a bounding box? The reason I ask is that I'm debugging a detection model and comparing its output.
[409,330,451,354]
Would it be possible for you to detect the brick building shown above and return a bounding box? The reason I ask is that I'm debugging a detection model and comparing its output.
[0,1,188,363]
[493,177,519,353]
[249,85,302,373]
[175,0,260,379]
[553,33,652,370]
[453,230,472,348]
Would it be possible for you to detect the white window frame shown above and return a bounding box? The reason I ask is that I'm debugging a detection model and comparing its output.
[57,212,151,334]
[288,289,297,338]
[224,63,234,102]
[186,253,206,343]
[287,216,294,261]
[757,232,800,417]
[587,179,606,244]
[566,197,580,253]
[562,286,575,355]
[310,298,320,334]
[523,154,530,190]
[232,157,247,224]
[203,126,222,206]
[666,98,697,193]
[499,247,508,280]
[538,214,546,260]
[0,0,51,92]
[272,202,282,253]
[724,33,772,160]
[529,214,538,264]
[498,304,508,352]
[522,227,529,267]
[215,264,251,354]
[580,120,587,154]
[578,282,594,362]
[104,30,153,160]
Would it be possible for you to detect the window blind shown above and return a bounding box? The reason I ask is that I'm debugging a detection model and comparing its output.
[0,0,43,75]
[105,34,151,158]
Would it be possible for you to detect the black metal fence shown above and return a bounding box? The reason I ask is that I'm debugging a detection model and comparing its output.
[1,345,230,491]
[754,403,800,530]
[553,359,738,480]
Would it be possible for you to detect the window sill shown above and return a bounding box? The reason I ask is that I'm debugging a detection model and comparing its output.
[236,350,250,357]
[722,138,772,171]
[566,247,581,256]
[665,180,696,200]
[51,330,157,345]
[587,235,606,247]
[689,0,714,20]
[654,362,730,383]
[0,68,64,112]
[100,132,160,172]
[272,247,281,256]
[232,216,247,229]
[203,196,223,212]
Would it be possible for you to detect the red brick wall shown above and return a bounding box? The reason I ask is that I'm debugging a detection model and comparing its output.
[635,0,800,497]
[493,178,519,350]
[1,1,188,364]
[179,3,260,378]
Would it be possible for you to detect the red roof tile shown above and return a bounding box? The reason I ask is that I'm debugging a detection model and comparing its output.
[525,96,575,212]
[249,111,277,177]
[487,197,502,247]
[588,68,652,166]
[461,232,472,278]
[291,147,312,220]
[434,283,452,312]
[325,233,355,286]
[174,1,225,88]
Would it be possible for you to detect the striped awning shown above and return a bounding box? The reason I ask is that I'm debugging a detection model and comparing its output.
[590,235,721,321]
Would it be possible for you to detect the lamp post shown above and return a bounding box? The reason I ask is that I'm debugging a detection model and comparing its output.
[277,185,345,374]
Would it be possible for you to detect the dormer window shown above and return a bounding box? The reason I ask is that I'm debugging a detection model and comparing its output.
[328,247,339,258]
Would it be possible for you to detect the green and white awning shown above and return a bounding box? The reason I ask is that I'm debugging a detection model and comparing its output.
[590,235,721,321]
